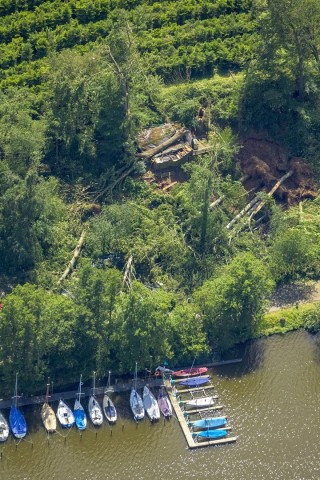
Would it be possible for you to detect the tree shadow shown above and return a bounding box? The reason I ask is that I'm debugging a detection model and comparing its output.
[212,337,268,379]
[269,282,316,309]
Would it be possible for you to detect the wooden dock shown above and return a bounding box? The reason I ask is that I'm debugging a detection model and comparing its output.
[165,380,237,449]
[178,394,219,404]
[178,385,216,394]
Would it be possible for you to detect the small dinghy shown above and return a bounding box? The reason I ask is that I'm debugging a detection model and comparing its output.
[74,375,87,431]
[157,387,172,418]
[173,367,208,378]
[130,363,144,421]
[143,386,160,422]
[186,396,215,408]
[41,382,56,433]
[56,400,75,428]
[0,412,9,442]
[102,371,117,423]
[88,372,103,426]
[189,416,227,429]
[179,376,210,388]
[9,373,27,439]
[193,428,228,440]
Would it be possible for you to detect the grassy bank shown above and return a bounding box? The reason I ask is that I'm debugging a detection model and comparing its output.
[257,302,320,338]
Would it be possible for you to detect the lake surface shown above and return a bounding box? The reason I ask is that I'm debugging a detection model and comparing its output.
[1,330,320,480]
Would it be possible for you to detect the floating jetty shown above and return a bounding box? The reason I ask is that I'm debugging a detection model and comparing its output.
[178,385,215,394]
[164,379,237,449]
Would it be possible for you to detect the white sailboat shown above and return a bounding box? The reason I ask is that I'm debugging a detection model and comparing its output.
[143,386,160,421]
[130,362,144,421]
[74,375,87,430]
[56,400,75,428]
[0,411,9,442]
[88,371,103,426]
[102,371,117,423]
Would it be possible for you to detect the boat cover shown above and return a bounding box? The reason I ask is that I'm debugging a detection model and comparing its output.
[9,405,27,438]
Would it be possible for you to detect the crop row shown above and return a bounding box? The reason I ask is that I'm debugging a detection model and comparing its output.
[0,0,250,44]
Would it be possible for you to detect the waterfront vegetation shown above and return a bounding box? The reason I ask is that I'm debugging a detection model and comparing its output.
[0,0,320,395]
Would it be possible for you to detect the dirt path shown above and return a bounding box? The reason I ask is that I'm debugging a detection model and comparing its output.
[268,281,320,312]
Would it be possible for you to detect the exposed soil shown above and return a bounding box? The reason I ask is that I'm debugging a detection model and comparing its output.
[238,133,318,205]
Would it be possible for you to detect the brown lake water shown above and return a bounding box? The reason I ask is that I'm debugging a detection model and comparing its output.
[1,330,320,480]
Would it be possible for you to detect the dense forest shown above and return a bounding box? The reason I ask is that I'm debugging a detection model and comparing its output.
[1,0,320,395]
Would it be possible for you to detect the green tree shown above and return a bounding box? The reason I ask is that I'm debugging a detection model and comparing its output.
[195,253,274,352]
[110,283,173,373]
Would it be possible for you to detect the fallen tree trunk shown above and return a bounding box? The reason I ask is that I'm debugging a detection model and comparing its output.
[226,196,260,230]
[249,170,293,219]
[138,128,186,159]
[58,228,87,285]
[209,195,224,209]
[94,165,135,203]
[123,255,134,290]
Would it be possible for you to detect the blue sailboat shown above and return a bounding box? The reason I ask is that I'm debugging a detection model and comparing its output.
[74,375,87,431]
[179,376,210,387]
[193,428,228,440]
[189,416,227,429]
[9,373,27,439]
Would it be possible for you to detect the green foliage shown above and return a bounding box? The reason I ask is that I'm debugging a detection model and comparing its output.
[168,302,209,364]
[194,253,274,351]
[110,282,174,373]
[0,284,81,394]
[0,0,257,88]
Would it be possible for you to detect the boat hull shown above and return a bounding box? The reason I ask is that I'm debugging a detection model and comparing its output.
[195,428,228,440]
[157,389,172,418]
[103,394,117,423]
[189,416,227,429]
[88,396,103,426]
[0,412,9,442]
[9,405,27,439]
[74,399,87,430]
[41,402,57,433]
[130,389,144,421]
[143,386,160,421]
[56,400,75,428]
[173,367,208,378]
[179,376,210,387]
[186,396,215,408]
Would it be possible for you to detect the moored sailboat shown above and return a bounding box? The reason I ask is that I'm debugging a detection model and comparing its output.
[143,386,160,422]
[74,375,87,430]
[56,400,75,428]
[0,411,9,442]
[41,381,57,433]
[102,371,117,423]
[130,363,144,421]
[157,386,172,418]
[88,371,103,426]
[9,373,27,439]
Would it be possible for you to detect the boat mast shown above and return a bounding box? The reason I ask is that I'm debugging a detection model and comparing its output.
[134,362,138,390]
[13,372,18,407]
[92,371,96,397]
[78,374,83,402]
[107,371,112,392]
[45,379,50,404]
